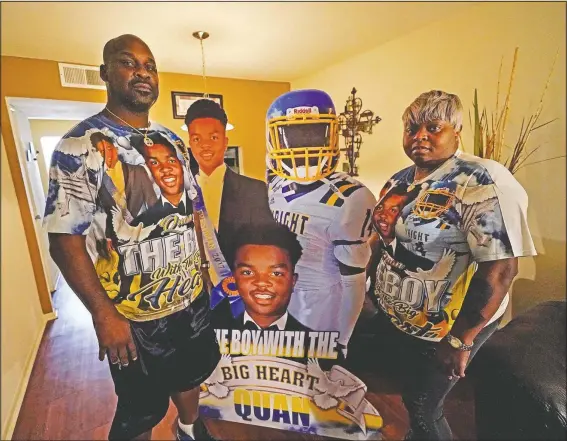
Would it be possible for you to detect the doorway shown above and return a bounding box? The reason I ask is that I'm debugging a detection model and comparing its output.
[5,97,105,294]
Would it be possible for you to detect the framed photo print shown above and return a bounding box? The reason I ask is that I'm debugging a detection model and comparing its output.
[171,91,224,119]
[225,146,240,174]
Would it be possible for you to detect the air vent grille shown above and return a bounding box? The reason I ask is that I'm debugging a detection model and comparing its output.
[58,63,105,90]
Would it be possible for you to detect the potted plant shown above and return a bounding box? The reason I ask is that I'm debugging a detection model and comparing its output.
[468,47,562,174]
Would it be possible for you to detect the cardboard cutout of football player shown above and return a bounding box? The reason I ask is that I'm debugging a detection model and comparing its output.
[265,89,377,357]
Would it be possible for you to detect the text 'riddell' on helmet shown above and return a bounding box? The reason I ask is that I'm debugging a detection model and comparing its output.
[266,89,340,183]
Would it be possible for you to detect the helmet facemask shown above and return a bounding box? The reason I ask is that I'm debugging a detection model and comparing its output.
[267,113,339,182]
[413,187,454,219]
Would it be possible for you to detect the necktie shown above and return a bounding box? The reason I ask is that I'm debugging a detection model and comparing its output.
[383,243,394,256]
[163,199,186,215]
[243,321,279,331]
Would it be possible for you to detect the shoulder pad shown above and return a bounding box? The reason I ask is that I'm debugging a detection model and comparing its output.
[319,176,367,207]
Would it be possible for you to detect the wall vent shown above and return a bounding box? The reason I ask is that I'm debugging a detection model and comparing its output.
[58,63,105,90]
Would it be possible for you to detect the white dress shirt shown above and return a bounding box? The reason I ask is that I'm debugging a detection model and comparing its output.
[196,163,227,231]
[196,163,227,286]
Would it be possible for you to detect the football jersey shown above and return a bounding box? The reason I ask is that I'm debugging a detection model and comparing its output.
[268,172,376,342]
[44,113,206,322]
[370,150,536,341]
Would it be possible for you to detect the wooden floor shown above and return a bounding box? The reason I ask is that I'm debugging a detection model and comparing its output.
[12,284,476,440]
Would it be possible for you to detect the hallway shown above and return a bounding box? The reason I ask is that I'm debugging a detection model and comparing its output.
[12,282,119,439]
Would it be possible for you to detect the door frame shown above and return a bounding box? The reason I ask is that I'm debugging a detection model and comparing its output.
[3,97,104,315]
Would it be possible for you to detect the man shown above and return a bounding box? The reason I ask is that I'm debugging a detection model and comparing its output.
[366,90,536,440]
[184,99,274,322]
[44,34,219,441]
[265,89,377,357]
[212,223,313,364]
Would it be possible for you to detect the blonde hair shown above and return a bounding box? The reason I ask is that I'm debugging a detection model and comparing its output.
[402,90,463,131]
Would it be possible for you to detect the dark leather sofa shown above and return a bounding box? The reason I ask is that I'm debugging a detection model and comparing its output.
[471,300,567,440]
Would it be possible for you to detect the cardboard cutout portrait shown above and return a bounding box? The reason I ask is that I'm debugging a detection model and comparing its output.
[198,90,382,440]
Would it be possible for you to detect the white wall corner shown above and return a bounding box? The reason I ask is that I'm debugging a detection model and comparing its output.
[1,315,50,440]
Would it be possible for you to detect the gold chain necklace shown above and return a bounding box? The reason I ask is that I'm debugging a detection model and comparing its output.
[104,107,154,146]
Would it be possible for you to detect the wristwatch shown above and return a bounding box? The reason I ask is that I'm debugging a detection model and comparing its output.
[445,333,474,351]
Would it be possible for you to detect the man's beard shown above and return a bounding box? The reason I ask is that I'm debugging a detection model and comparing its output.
[111,86,157,113]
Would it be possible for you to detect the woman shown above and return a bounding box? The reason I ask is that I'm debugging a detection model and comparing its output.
[366,90,536,440]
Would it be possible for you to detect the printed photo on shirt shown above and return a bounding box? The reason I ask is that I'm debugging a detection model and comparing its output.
[370,152,528,341]
[44,114,203,322]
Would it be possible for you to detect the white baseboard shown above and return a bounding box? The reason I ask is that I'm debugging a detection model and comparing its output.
[2,312,53,440]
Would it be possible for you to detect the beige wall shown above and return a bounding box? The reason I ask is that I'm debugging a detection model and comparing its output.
[1,136,47,439]
[293,2,566,319]
[2,56,289,182]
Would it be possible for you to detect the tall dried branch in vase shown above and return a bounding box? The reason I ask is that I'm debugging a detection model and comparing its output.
[468,47,562,175]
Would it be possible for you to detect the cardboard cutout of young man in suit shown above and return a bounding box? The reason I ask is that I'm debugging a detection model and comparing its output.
[184,99,274,282]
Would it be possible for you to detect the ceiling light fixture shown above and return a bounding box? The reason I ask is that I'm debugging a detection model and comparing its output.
[181,31,234,132]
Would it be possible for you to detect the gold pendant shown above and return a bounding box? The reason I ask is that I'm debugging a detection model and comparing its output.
[144,137,154,147]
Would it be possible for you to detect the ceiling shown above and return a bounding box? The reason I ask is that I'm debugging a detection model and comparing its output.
[1,1,472,82]
[7,98,104,120]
